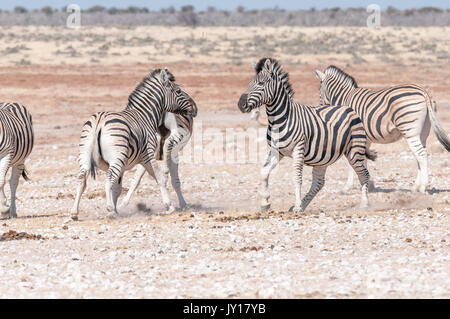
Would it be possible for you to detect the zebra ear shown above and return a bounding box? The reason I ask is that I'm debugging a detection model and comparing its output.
[160,68,170,85]
[315,70,326,81]
[263,59,272,72]
[251,61,256,71]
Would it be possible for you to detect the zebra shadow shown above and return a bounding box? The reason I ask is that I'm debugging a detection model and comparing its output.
[0,213,58,220]
[427,188,450,194]
[371,187,409,193]
[180,203,223,213]
[371,187,450,194]
[120,202,222,216]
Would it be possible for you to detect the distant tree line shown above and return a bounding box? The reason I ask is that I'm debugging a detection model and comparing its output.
[1,5,449,26]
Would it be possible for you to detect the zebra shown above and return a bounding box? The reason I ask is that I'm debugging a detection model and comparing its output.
[120,111,194,210]
[315,65,450,193]
[0,103,33,219]
[250,107,269,126]
[70,68,197,220]
[237,58,376,212]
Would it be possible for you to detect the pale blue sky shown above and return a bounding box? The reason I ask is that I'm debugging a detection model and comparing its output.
[3,0,449,10]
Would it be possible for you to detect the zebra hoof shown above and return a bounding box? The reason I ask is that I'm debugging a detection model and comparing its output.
[289,206,303,213]
[261,204,271,213]
[0,205,10,215]
[1,211,11,219]
[166,206,176,214]
[360,202,370,210]
[368,181,376,192]
[412,184,427,194]
[106,212,118,219]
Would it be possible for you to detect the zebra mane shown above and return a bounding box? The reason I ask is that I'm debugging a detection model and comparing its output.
[324,65,358,88]
[255,57,294,98]
[127,69,176,108]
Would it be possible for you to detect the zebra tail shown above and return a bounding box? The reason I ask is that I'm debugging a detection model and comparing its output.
[90,158,96,180]
[89,127,102,180]
[365,149,377,161]
[426,94,450,152]
[156,125,170,161]
[155,135,165,160]
[21,167,30,181]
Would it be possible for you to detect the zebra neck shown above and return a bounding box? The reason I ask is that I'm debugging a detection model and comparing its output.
[126,96,164,129]
[331,86,356,106]
[265,91,291,126]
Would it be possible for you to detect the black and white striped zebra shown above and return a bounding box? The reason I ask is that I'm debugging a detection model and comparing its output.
[70,68,197,220]
[238,58,376,212]
[0,103,33,218]
[315,66,450,193]
[120,111,194,209]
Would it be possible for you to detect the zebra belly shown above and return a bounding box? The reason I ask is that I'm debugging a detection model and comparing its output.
[365,120,402,144]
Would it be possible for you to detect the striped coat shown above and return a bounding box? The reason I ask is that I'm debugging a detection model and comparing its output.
[315,66,450,193]
[70,68,197,220]
[120,111,194,209]
[0,102,34,218]
[238,58,375,212]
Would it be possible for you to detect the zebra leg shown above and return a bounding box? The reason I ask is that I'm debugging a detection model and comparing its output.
[105,161,125,218]
[343,160,355,193]
[168,154,186,209]
[348,158,371,209]
[142,158,175,214]
[109,176,123,217]
[8,165,24,218]
[344,144,374,193]
[289,142,305,212]
[120,165,146,208]
[0,154,12,216]
[406,135,428,193]
[165,133,189,209]
[260,149,281,212]
[300,167,327,211]
[70,168,88,221]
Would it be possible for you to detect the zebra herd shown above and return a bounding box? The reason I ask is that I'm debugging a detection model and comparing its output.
[0,59,449,220]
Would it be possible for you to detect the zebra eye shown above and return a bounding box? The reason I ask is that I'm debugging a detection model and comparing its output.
[257,81,264,86]
[176,88,181,94]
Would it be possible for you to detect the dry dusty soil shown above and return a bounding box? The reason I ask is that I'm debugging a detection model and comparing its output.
[0,26,449,298]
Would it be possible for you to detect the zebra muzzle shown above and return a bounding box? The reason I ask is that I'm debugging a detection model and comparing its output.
[238,94,249,112]
[188,98,198,117]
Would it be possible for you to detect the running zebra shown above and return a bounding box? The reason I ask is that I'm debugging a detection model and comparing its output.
[70,68,197,220]
[0,103,34,218]
[315,66,450,193]
[250,107,269,126]
[120,111,194,210]
[238,58,376,212]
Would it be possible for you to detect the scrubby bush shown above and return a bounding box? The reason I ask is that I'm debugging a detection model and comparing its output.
[41,6,53,15]
[0,6,449,26]
[181,5,194,13]
[14,6,27,14]
[86,6,106,13]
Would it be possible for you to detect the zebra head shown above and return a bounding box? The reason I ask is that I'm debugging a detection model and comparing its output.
[315,66,358,106]
[238,58,291,113]
[155,68,198,117]
[314,69,330,106]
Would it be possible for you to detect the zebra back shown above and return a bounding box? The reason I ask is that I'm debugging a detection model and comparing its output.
[0,102,34,164]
